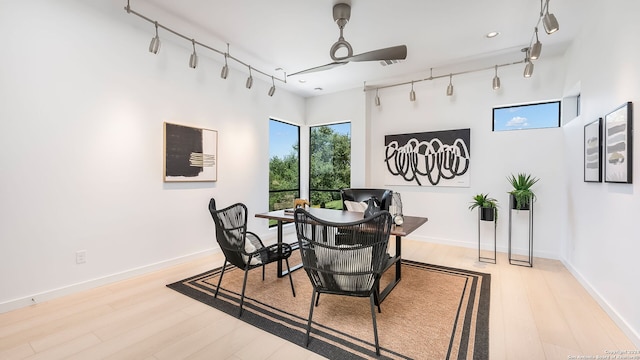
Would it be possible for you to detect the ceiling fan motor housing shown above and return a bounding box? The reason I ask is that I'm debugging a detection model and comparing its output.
[333,3,351,23]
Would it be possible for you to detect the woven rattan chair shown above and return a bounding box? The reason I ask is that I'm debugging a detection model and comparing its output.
[208,198,295,317]
[293,208,393,356]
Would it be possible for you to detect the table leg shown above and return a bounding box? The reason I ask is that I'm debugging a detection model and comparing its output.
[377,235,402,303]
[276,220,283,277]
[276,219,303,278]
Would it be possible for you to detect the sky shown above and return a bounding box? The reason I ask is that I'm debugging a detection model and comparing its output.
[493,101,560,131]
[269,120,350,159]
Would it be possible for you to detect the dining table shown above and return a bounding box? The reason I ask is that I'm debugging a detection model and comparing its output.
[255,207,428,303]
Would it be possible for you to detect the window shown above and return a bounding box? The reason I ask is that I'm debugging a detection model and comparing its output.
[493,101,561,131]
[309,122,351,209]
[269,119,299,225]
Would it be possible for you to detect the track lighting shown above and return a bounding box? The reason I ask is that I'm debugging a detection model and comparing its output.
[492,65,501,90]
[246,66,253,89]
[188,39,198,69]
[446,74,454,96]
[523,50,534,78]
[221,54,229,79]
[542,0,559,34]
[375,89,381,106]
[530,27,542,60]
[126,3,286,98]
[409,81,416,101]
[268,76,276,96]
[148,21,161,54]
[221,44,229,79]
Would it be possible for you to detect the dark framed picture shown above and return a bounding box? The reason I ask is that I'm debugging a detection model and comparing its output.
[604,102,633,183]
[584,118,602,182]
[163,122,218,182]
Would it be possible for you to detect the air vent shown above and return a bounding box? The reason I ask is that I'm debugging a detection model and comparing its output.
[380,59,402,66]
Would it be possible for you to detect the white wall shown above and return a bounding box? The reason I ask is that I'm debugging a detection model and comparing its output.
[560,2,640,344]
[366,56,567,259]
[0,0,305,311]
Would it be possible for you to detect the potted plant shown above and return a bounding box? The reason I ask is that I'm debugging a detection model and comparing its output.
[507,173,539,210]
[469,193,498,221]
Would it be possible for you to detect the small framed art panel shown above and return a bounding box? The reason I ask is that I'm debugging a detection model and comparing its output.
[604,102,633,183]
[164,122,218,182]
[584,118,602,182]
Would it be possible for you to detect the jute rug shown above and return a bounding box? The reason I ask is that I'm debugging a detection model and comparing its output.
[167,256,490,360]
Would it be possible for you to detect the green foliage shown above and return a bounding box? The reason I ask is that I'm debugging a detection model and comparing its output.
[309,126,351,207]
[469,193,499,220]
[268,124,350,210]
[507,173,539,210]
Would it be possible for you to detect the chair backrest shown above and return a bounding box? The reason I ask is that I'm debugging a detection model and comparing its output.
[208,198,249,269]
[293,209,393,296]
[340,188,393,211]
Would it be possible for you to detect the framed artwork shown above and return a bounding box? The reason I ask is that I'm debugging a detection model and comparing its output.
[164,122,217,182]
[604,102,633,183]
[384,128,470,187]
[583,118,602,182]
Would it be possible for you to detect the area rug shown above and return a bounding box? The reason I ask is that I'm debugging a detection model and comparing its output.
[167,257,490,360]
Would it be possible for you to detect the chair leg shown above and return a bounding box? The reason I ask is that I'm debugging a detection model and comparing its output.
[369,294,381,356]
[262,264,265,281]
[214,260,228,298]
[284,258,295,297]
[315,293,320,307]
[238,265,250,318]
[305,289,318,347]
[373,284,382,313]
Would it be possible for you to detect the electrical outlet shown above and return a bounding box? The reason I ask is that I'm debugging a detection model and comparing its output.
[76,250,87,264]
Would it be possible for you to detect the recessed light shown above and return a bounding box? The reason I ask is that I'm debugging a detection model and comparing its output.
[486,31,500,38]
[314,87,323,91]
[298,79,307,83]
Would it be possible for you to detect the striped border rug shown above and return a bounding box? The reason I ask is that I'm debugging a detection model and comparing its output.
[168,259,490,360]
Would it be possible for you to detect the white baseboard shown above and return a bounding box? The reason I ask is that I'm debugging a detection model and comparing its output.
[0,248,219,314]
[561,258,640,348]
[407,234,559,260]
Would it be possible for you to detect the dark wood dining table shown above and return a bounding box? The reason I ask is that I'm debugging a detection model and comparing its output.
[255,207,428,303]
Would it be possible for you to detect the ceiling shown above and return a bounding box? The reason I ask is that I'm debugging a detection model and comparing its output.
[129,0,584,98]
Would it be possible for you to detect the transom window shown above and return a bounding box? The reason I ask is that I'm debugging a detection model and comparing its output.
[493,101,561,131]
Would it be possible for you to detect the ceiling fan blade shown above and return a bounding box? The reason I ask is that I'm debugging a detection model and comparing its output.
[288,62,348,76]
[348,45,407,62]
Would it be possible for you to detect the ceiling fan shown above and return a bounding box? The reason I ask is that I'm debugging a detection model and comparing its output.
[288,3,407,76]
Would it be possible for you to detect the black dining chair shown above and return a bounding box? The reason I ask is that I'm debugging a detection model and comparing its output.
[208,198,296,317]
[340,188,393,211]
[293,208,393,356]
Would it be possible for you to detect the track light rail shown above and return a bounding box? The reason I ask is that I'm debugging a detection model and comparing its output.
[124,1,286,84]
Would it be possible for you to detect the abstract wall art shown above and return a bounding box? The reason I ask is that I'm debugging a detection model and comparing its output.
[384,128,470,187]
[604,102,633,184]
[164,122,217,182]
[584,118,602,183]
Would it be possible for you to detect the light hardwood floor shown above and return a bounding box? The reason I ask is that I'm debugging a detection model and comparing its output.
[0,239,636,359]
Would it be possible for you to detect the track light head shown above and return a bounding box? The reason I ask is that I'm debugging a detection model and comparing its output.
[446,74,454,96]
[409,81,416,101]
[221,44,229,79]
[375,89,381,106]
[543,0,559,34]
[524,60,534,78]
[221,54,229,79]
[492,65,501,90]
[530,28,542,60]
[189,39,198,69]
[246,66,253,89]
[149,21,160,54]
[268,76,276,96]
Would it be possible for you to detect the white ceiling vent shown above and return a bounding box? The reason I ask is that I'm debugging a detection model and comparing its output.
[380,59,402,66]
